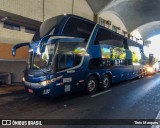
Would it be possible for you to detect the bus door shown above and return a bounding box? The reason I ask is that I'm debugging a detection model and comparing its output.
[111,47,130,81]
[123,50,134,80]
[55,52,84,93]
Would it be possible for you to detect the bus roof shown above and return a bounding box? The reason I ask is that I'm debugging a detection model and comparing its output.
[32,14,96,42]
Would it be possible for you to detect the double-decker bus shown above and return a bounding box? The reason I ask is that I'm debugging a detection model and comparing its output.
[12,14,145,97]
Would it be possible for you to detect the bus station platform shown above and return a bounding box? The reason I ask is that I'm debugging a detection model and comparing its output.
[0,84,25,97]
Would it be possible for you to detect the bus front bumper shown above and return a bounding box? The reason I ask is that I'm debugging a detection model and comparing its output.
[23,80,55,97]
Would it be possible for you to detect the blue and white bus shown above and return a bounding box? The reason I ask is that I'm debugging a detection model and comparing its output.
[12,14,145,97]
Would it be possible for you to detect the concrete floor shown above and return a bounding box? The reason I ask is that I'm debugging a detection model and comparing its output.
[0,74,160,128]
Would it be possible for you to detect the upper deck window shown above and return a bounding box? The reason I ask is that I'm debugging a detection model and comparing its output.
[94,28,124,48]
[62,17,95,40]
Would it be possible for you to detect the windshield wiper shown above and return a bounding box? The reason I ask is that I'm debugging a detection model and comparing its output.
[33,64,52,75]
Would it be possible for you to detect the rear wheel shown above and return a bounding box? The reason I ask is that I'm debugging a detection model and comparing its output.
[141,70,145,78]
[85,76,97,94]
[101,75,110,90]
[138,71,142,79]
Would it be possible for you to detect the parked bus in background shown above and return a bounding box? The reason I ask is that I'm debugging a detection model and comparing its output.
[12,14,146,97]
[145,54,160,74]
[127,40,146,78]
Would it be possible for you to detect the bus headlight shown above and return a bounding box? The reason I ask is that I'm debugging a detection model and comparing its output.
[40,80,51,86]
[22,77,25,82]
[147,67,154,73]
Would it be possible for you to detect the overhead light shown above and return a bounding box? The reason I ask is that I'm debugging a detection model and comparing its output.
[1,17,8,21]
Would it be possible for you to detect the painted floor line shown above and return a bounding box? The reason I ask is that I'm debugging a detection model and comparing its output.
[122,80,139,86]
[130,80,139,84]
[90,89,112,98]
[151,111,160,128]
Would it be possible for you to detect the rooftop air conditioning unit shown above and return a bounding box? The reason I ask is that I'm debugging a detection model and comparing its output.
[106,20,111,25]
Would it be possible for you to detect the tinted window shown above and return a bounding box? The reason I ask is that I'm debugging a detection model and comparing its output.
[56,54,82,71]
[111,47,126,66]
[88,57,103,69]
[55,41,86,71]
[62,17,95,40]
[32,15,64,42]
[129,46,142,65]
[94,28,124,48]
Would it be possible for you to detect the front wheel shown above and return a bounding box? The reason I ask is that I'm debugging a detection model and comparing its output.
[101,75,110,90]
[85,76,97,94]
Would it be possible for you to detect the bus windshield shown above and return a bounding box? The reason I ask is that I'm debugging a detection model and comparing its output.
[32,43,56,70]
[31,38,87,72]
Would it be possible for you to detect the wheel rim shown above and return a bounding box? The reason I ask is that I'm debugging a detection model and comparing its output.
[141,72,143,77]
[139,72,141,78]
[88,80,96,92]
[103,77,109,88]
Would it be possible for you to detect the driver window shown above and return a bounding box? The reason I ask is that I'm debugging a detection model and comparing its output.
[57,54,74,71]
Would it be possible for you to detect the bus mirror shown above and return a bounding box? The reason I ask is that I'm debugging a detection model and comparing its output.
[12,42,30,56]
[12,48,16,56]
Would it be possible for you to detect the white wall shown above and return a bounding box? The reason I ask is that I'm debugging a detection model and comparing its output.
[0,0,94,44]
[73,0,94,21]
[44,0,72,20]
[99,11,127,34]
[0,0,94,22]
[131,30,143,44]
[99,11,145,43]
[0,0,43,21]
[0,27,33,44]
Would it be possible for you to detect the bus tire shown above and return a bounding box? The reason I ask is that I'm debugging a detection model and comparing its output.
[141,70,144,78]
[138,71,142,79]
[85,76,97,94]
[101,75,110,90]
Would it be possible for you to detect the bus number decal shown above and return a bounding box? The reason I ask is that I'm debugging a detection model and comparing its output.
[65,85,71,92]
[67,70,75,73]
[63,78,72,83]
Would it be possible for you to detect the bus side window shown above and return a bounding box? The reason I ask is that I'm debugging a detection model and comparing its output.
[94,28,112,45]
[66,55,73,68]
[62,17,95,40]
[102,59,111,67]
[88,57,103,69]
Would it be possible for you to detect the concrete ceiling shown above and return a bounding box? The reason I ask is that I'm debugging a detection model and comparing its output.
[87,0,160,40]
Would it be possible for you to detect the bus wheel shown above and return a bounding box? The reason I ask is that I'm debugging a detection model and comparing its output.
[101,75,110,90]
[86,76,97,94]
[138,71,142,79]
[141,71,144,78]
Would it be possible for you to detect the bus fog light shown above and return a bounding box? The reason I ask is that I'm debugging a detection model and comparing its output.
[43,89,50,94]
[40,80,51,86]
